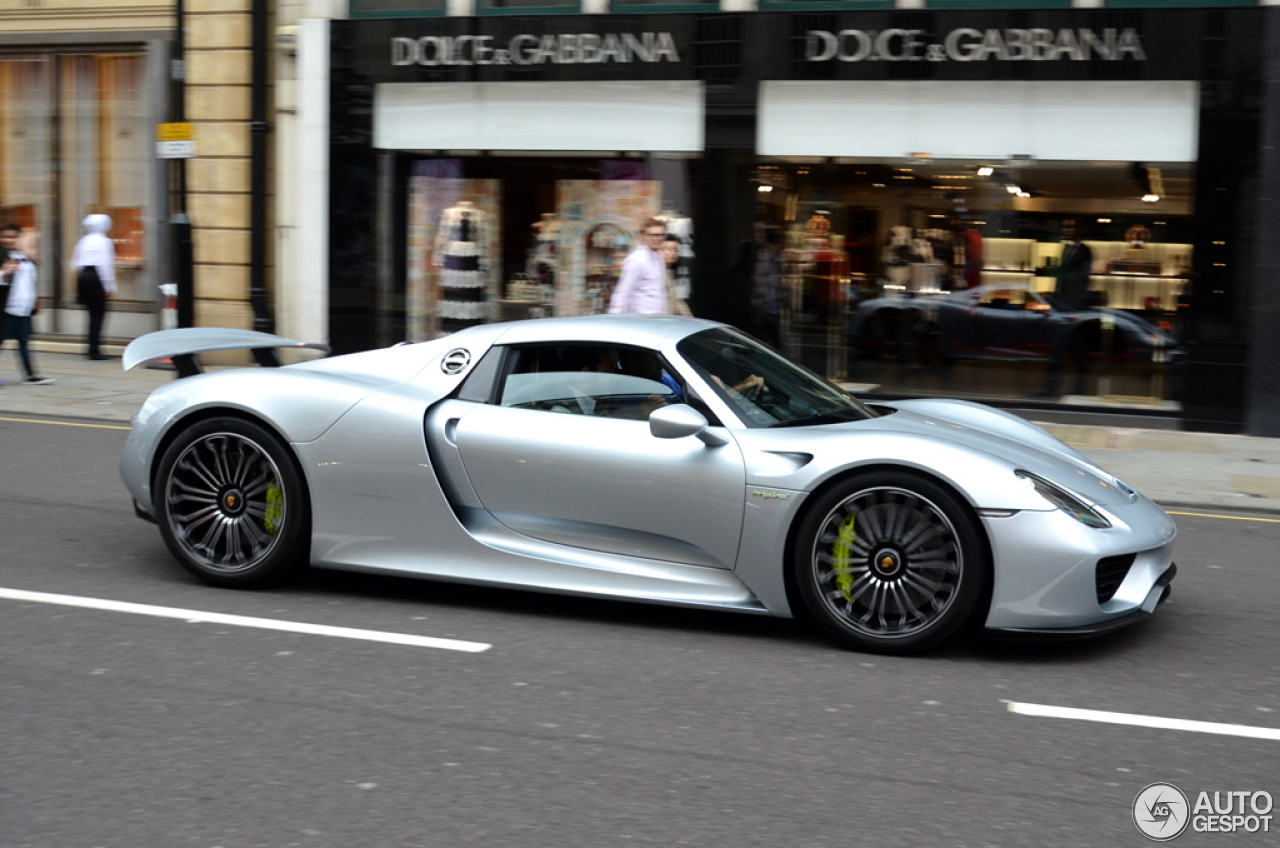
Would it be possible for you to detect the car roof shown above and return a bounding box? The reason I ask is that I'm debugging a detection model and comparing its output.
[489,314,725,348]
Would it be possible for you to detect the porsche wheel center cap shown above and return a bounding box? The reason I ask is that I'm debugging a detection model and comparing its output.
[872,549,904,578]
[221,489,246,517]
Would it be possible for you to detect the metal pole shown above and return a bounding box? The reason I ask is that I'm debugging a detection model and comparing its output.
[172,0,195,329]
[249,0,272,332]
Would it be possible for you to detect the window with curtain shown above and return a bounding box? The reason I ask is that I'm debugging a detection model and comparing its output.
[0,58,53,267]
[60,53,148,303]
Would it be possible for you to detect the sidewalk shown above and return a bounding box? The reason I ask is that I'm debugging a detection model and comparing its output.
[4,349,1279,514]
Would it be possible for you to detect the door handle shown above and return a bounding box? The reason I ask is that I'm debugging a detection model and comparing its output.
[444,418,460,446]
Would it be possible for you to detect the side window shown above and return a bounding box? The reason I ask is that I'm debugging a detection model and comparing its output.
[455,346,504,403]
[498,343,682,421]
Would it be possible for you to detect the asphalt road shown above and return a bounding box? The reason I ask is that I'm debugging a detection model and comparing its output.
[1,413,1277,848]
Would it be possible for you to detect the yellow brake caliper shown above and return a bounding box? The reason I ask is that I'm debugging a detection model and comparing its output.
[832,512,857,601]
[264,479,283,536]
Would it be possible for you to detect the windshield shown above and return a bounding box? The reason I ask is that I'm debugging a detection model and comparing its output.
[676,328,877,428]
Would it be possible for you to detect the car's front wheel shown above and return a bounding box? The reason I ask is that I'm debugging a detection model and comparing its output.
[154,417,308,588]
[794,471,986,654]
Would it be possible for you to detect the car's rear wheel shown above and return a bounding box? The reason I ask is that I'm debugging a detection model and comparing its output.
[155,417,308,588]
[794,471,986,654]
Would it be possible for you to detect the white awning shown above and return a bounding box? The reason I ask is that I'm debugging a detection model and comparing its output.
[759,80,1199,162]
[374,80,705,153]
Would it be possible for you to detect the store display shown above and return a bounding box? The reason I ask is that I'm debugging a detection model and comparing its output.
[506,273,544,303]
[434,200,489,332]
[981,236,1191,311]
[556,179,661,316]
[406,172,502,340]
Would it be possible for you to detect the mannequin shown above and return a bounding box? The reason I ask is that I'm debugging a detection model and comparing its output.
[434,200,488,332]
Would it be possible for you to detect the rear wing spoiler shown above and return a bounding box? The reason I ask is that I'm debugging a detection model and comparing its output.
[123,328,330,378]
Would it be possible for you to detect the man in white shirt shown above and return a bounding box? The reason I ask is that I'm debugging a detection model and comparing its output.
[0,223,54,386]
[72,213,117,360]
[608,218,668,315]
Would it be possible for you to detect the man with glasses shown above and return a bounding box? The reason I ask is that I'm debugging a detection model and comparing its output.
[608,217,669,315]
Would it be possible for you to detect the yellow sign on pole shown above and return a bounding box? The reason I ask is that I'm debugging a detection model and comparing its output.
[156,122,193,142]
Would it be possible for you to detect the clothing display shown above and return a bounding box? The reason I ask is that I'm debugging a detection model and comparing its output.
[434,201,488,332]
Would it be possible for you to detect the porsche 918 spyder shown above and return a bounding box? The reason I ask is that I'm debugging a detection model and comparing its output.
[120,316,1177,654]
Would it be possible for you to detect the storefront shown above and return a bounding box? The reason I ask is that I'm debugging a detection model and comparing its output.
[326,7,1274,432]
[0,40,169,341]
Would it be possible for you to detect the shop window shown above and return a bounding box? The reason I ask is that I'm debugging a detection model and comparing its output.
[0,59,53,266]
[749,159,1192,408]
[404,155,693,341]
[349,0,447,17]
[60,54,149,305]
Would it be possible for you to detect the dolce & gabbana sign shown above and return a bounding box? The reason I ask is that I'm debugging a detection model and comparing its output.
[391,32,680,67]
[807,27,1146,63]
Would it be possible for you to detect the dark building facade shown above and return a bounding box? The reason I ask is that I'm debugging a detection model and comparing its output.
[325,6,1280,435]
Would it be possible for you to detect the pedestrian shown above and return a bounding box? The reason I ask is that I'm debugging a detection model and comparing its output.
[72,213,116,360]
[607,218,668,315]
[662,235,692,317]
[0,222,55,386]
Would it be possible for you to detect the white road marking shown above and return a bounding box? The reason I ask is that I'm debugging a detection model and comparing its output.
[0,587,491,653]
[1007,701,1280,741]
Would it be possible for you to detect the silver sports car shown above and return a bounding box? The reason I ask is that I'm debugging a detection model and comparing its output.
[120,316,1177,654]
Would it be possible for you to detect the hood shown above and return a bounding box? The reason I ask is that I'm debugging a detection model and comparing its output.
[871,401,1137,508]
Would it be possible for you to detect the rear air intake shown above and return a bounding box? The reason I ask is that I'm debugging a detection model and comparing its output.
[1096,554,1137,604]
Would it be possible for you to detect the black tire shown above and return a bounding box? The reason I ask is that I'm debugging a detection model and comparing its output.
[793,470,987,654]
[154,416,309,588]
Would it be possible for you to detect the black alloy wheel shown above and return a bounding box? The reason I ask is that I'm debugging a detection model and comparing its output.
[794,470,987,654]
[154,417,308,588]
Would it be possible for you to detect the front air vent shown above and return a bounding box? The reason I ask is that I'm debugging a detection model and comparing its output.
[441,348,471,375]
[1096,554,1137,604]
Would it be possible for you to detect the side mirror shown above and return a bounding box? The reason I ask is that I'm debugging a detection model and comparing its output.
[649,404,729,447]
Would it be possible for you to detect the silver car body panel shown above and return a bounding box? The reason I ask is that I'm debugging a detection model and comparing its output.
[121,314,1176,632]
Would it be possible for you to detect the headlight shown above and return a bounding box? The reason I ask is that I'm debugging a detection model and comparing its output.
[1015,470,1111,529]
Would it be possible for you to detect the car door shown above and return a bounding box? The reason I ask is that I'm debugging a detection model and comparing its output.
[451,342,747,569]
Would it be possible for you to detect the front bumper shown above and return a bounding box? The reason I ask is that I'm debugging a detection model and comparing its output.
[987,563,1175,639]
[981,493,1177,633]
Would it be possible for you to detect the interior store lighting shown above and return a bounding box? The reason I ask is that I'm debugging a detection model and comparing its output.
[977,167,994,176]
[758,185,773,193]
[1097,218,1112,223]
[1142,193,1160,203]
[1006,185,1021,194]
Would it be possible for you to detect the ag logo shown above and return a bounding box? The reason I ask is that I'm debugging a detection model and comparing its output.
[1134,782,1190,841]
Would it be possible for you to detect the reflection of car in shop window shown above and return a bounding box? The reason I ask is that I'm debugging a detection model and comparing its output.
[847,282,1183,367]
